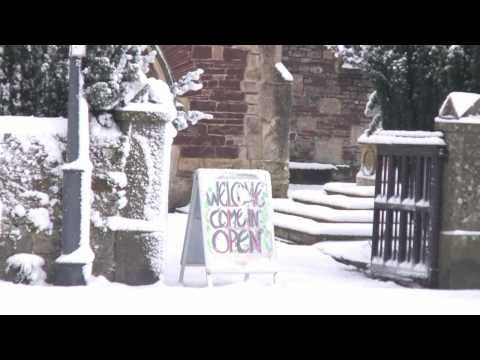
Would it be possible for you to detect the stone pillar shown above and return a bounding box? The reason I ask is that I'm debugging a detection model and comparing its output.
[436,117,480,289]
[114,109,177,285]
[256,45,292,198]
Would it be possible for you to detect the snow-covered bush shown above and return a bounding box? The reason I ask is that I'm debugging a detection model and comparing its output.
[0,45,213,129]
[0,45,69,117]
[331,45,480,130]
[5,254,47,285]
[0,45,157,116]
[83,45,157,112]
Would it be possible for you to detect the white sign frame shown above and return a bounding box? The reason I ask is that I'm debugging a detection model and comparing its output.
[179,169,278,286]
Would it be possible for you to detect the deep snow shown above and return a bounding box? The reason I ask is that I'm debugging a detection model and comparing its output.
[0,212,479,314]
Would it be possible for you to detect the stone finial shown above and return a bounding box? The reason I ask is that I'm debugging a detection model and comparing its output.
[439,92,480,119]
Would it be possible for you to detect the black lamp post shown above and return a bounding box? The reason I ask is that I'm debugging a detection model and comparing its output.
[55,45,93,286]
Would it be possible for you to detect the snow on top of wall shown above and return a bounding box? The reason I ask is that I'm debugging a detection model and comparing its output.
[0,116,67,136]
[358,130,446,146]
[441,230,480,236]
[435,115,480,124]
[275,63,294,82]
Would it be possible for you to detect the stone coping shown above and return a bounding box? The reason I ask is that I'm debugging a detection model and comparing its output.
[115,105,174,124]
[435,116,480,125]
[358,129,446,146]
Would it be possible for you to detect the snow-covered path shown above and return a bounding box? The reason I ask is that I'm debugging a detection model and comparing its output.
[0,212,479,315]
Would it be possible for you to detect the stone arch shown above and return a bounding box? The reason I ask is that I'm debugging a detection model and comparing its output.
[149,46,176,86]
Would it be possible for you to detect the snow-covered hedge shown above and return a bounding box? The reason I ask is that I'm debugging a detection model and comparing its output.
[0,45,159,116]
[0,115,131,281]
[329,45,480,131]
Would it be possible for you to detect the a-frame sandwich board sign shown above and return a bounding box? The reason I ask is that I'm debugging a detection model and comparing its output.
[179,169,278,286]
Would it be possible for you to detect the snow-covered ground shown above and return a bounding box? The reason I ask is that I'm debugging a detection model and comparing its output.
[0,212,479,314]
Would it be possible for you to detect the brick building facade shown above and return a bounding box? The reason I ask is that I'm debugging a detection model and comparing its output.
[159,45,291,209]
[156,45,372,209]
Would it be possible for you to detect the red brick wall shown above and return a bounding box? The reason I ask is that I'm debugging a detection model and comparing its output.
[161,45,250,161]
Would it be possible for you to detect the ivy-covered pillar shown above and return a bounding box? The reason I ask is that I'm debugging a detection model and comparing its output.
[113,108,177,285]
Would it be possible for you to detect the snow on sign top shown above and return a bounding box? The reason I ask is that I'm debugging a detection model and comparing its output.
[181,169,277,276]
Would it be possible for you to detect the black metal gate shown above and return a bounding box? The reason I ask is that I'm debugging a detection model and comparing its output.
[371,143,447,287]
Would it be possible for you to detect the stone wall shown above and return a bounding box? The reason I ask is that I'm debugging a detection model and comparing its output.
[161,45,291,209]
[282,45,373,172]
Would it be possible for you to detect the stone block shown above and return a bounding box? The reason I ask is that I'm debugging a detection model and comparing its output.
[215,146,240,159]
[314,137,345,164]
[296,116,317,133]
[212,45,224,60]
[319,98,342,115]
[192,46,212,59]
[178,157,204,173]
[180,146,216,158]
[438,233,480,289]
[224,47,248,63]
[240,81,259,93]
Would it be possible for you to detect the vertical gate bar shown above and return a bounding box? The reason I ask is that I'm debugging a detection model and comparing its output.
[372,152,384,259]
[423,211,430,264]
[429,147,445,288]
[383,153,396,262]
[412,156,424,264]
[398,155,409,262]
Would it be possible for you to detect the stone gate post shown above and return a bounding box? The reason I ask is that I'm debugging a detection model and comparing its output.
[435,92,480,289]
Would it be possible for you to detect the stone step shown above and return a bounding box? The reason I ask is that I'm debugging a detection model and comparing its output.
[273,198,373,223]
[316,241,372,270]
[324,182,375,198]
[291,189,374,210]
[274,212,372,245]
[288,162,353,184]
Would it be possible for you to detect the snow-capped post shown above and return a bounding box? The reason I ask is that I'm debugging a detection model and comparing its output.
[55,45,94,286]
